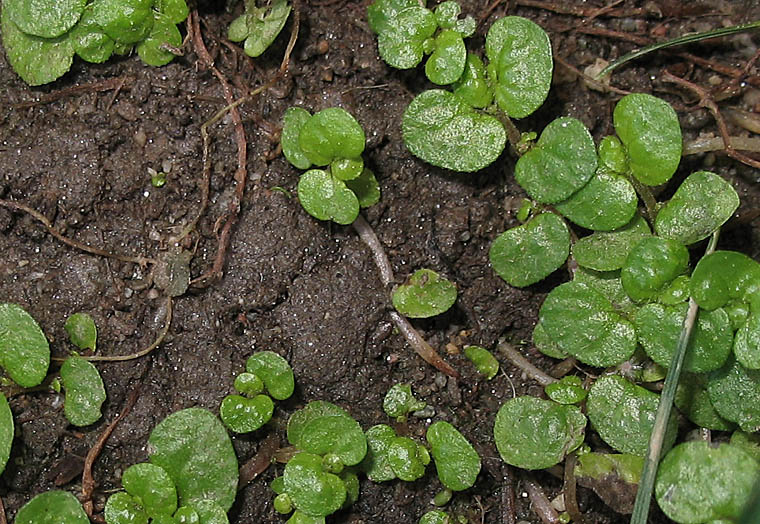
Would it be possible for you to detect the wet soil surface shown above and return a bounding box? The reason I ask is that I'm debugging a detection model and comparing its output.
[1,0,760,522]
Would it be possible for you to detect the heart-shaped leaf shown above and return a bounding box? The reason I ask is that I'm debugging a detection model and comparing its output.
[383,383,425,419]
[70,7,115,63]
[220,394,274,433]
[554,169,637,230]
[297,169,359,225]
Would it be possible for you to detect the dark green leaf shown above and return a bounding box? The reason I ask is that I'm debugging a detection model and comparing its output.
[193,500,229,524]
[287,401,352,448]
[361,424,397,482]
[554,169,637,231]
[122,462,178,517]
[284,452,346,517]
[299,108,365,166]
[233,372,264,397]
[708,356,760,432]
[420,510,453,524]
[545,375,587,404]
[0,303,50,388]
[330,157,364,181]
[281,107,313,170]
[532,320,567,359]
[16,491,90,524]
[734,312,760,369]
[246,351,294,400]
[392,269,457,318]
[61,355,106,426]
[731,431,760,463]
[387,436,428,481]
[621,236,689,302]
[0,394,12,477]
[675,373,735,431]
[572,214,651,271]
[104,492,148,524]
[155,0,189,24]
[91,0,154,44]
[345,168,381,208]
[136,13,182,67]
[426,421,480,491]
[219,394,274,433]
[5,0,85,38]
[425,30,466,85]
[573,267,637,315]
[296,415,367,466]
[690,251,760,311]
[64,312,97,351]
[297,169,359,225]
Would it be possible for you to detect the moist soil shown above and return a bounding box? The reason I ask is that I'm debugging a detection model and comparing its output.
[1,1,760,522]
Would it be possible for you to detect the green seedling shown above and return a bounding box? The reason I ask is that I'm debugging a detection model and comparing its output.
[419,510,455,524]
[1,0,189,85]
[392,269,457,318]
[61,355,106,426]
[544,375,587,405]
[426,421,480,492]
[281,107,381,225]
[64,312,97,351]
[15,490,90,524]
[383,383,426,420]
[463,345,498,380]
[387,435,430,481]
[228,0,291,57]
[674,373,735,431]
[0,303,50,388]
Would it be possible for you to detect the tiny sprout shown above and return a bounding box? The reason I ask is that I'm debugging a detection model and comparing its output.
[150,169,167,188]
[383,383,426,420]
[433,489,453,506]
[322,453,344,474]
[234,372,264,397]
[274,493,294,514]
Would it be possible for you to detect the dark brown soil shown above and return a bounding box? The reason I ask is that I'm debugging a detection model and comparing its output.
[1,0,759,522]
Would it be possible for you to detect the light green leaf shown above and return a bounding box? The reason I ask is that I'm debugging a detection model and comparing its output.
[392,269,457,318]
[730,431,760,463]
[287,401,352,447]
[383,383,425,419]
[5,0,85,38]
[297,169,359,225]
[613,93,682,186]
[233,372,264,397]
[361,424,397,482]
[621,236,689,302]
[70,6,115,63]
[0,394,12,477]
[16,491,90,524]
[515,117,597,204]
[345,168,381,208]
[452,53,492,108]
[0,303,50,388]
[122,462,178,517]
[136,13,182,67]
[539,281,637,366]
[485,16,552,118]
[575,453,643,514]
[425,30,466,85]
[281,107,313,170]
[299,108,365,166]
[330,157,364,181]
[690,251,760,311]
[402,89,506,172]
[489,212,570,287]
[420,510,453,524]
[246,351,294,400]
[104,492,148,524]
[193,500,229,524]
[91,0,154,45]
[426,421,481,491]
[554,169,637,230]
[65,312,97,351]
[598,135,628,174]
[235,0,291,58]
[572,214,651,271]
[296,415,367,466]
[463,345,499,380]
[532,320,567,359]
[61,355,106,426]
[284,452,346,517]
[219,394,274,433]
[708,356,760,432]
[387,436,428,481]
[287,511,326,524]
[375,6,437,69]
[675,373,735,431]
[148,408,238,510]
[573,267,637,315]
[655,171,740,245]
[545,375,587,405]
[155,0,189,23]
[493,396,586,470]
[367,0,420,34]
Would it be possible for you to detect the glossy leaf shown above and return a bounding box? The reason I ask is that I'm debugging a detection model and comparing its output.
[598,135,628,174]
[156,0,189,23]
[708,356,760,432]
[299,108,365,166]
[193,500,229,524]
[0,394,11,477]
[426,421,480,491]
[296,414,367,466]
[656,441,760,523]
[532,320,567,359]
[345,168,381,208]
[70,7,115,63]
[489,212,570,287]
[16,491,90,524]
[425,30,466,85]
[284,452,346,517]
[621,236,689,302]
[554,169,637,231]
[246,351,295,400]
[362,424,397,482]
[675,373,735,431]
[136,13,182,67]
[233,372,264,397]
[485,16,552,118]
[392,269,457,318]
[297,169,359,225]
[734,312,760,369]
[402,89,506,172]
[122,462,178,517]
[539,281,637,366]
[281,107,313,170]
[587,375,677,457]
[613,93,681,186]
[655,171,740,245]
[0,303,50,388]
[463,345,499,380]
[573,267,637,315]
[148,408,238,510]
[367,0,419,34]
[91,0,154,45]
[494,396,585,470]
[5,0,85,38]
[659,274,691,305]
[61,355,106,426]
[383,383,425,419]
[731,431,760,463]
[420,510,453,524]
[690,251,760,311]
[452,53,492,108]
[220,394,274,433]
[104,492,148,524]
[375,6,437,69]
[515,117,597,204]
[287,401,351,447]
[635,303,732,373]
[330,157,364,181]
[545,375,587,405]
[387,436,429,481]
[572,214,651,271]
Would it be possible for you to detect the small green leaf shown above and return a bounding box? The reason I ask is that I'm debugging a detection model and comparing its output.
[572,214,651,271]
[361,424,397,482]
[295,415,367,466]
[104,492,148,524]
[587,375,677,457]
[367,0,419,34]
[597,135,628,174]
[515,117,597,204]
[91,0,154,45]
[420,510,453,524]
[539,281,637,367]
[64,312,97,351]
[148,408,238,510]
[61,355,106,426]
[5,0,85,38]
[281,107,313,170]
[658,274,691,305]
[690,251,760,311]
[16,491,90,524]
[122,462,178,517]
[387,436,429,481]
[613,93,682,186]
[345,168,381,208]
[392,269,457,318]
[233,0,291,58]
[545,375,587,405]
[730,431,760,463]
[402,89,506,172]
[330,157,364,181]
[489,212,570,287]
[675,373,735,431]
[485,16,552,118]
[655,171,740,245]
[299,108,365,166]
[246,351,294,400]
[426,421,481,491]
[493,396,586,469]
[656,441,760,523]
[452,53,492,108]
[173,506,199,523]
[284,452,346,517]
[375,6,437,69]
[70,6,115,63]
[573,267,637,315]
[635,303,733,373]
[136,13,182,67]
[383,383,426,419]
[155,0,189,23]
[433,1,460,29]
[554,169,637,231]
[0,394,12,477]
[463,345,499,380]
[621,236,689,303]
[220,394,274,433]
[233,372,264,397]
[708,356,760,432]
[287,401,351,447]
[297,170,359,225]
[425,30,466,85]
[192,500,229,524]
[0,303,50,388]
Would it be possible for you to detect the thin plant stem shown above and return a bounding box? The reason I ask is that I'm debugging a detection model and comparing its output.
[497,339,557,386]
[630,229,720,524]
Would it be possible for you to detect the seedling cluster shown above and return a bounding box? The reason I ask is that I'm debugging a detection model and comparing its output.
[227,0,291,58]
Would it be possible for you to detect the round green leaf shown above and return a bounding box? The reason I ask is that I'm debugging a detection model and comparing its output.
[655,171,740,245]
[136,13,182,67]
[613,93,682,186]
[573,267,637,315]
[587,375,677,457]
[690,251,760,311]
[367,0,419,34]
[155,0,189,24]
[5,0,85,38]
[383,383,425,419]
[64,312,97,351]
[122,462,178,517]
[463,345,499,380]
[0,303,50,388]
[16,490,90,524]
[635,303,733,373]
[0,9,75,86]
[539,281,637,367]
[545,375,587,405]
[361,424,397,482]
[193,500,229,524]
[296,415,367,466]
[425,30,466,85]
[426,421,481,491]
[70,6,115,63]
[91,0,154,45]
[283,452,346,517]
[675,373,735,431]
[656,441,760,523]
[241,0,291,58]
[734,312,760,370]
[220,394,274,433]
[105,492,149,524]
[554,169,637,230]
[387,436,428,481]
[287,401,352,447]
[233,372,264,397]
[297,169,359,225]
[489,212,570,287]
[392,269,457,318]
[375,6,437,69]
[227,14,249,42]
[61,355,106,426]
[452,53,493,108]
[246,351,294,400]
[0,394,11,477]
[345,168,381,209]
[298,108,365,166]
[493,396,586,470]
[148,408,238,510]
[402,89,506,172]
[731,431,760,463]
[485,16,552,118]
[420,510,453,524]
[281,107,313,170]
[621,236,689,303]
[173,506,199,523]
[708,356,760,432]
[330,157,364,182]
[572,214,651,271]
[515,117,597,204]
